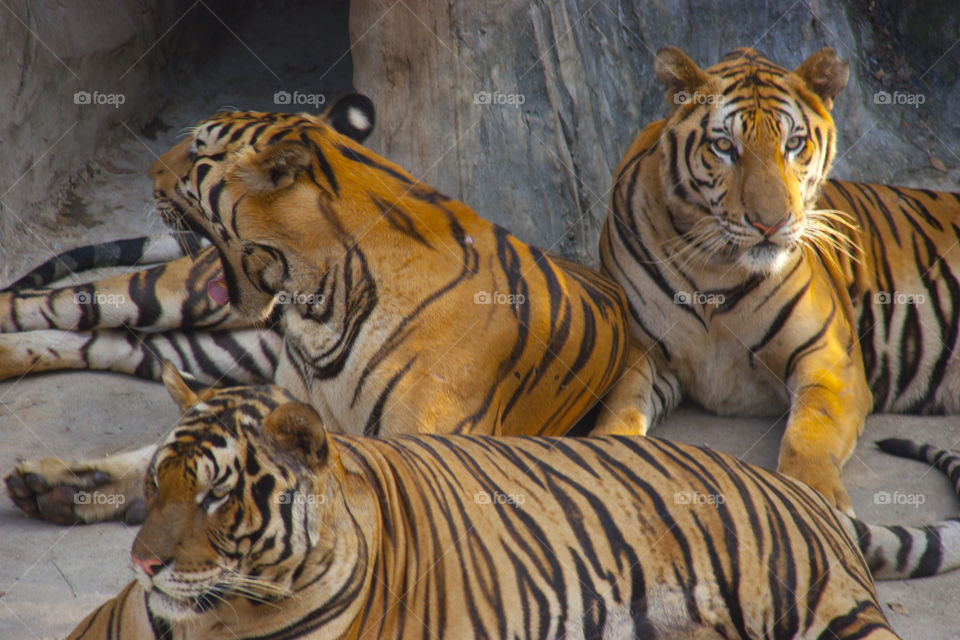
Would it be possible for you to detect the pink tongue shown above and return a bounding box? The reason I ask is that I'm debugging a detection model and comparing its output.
[207,277,230,306]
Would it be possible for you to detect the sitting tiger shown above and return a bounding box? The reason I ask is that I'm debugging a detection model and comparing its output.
[5,97,630,524]
[596,46,960,513]
[67,364,960,640]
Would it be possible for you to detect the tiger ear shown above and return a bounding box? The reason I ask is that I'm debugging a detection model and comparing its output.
[654,46,711,109]
[264,402,336,471]
[793,48,849,110]
[160,361,200,410]
[232,140,312,193]
[322,93,375,143]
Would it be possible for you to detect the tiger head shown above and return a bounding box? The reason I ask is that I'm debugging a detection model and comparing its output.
[653,47,850,274]
[149,95,376,318]
[131,363,358,624]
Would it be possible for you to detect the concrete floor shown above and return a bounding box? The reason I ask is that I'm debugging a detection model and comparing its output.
[0,3,959,638]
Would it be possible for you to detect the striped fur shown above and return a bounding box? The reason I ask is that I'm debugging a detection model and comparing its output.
[596,46,960,514]
[147,105,629,438]
[2,231,206,291]
[5,102,630,524]
[0,96,380,386]
[67,372,960,639]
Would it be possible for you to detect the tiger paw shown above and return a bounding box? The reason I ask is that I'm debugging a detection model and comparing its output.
[590,406,650,436]
[777,453,853,516]
[4,451,149,525]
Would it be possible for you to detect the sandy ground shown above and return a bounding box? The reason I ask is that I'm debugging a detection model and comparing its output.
[0,3,959,638]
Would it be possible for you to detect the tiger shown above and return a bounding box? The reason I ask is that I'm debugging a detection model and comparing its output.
[67,364,960,640]
[595,45,960,514]
[5,100,630,525]
[0,93,384,385]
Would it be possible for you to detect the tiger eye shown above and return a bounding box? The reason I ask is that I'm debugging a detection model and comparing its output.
[785,135,805,152]
[712,137,734,155]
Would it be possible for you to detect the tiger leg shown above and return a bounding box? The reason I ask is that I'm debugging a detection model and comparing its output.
[3,232,206,291]
[590,341,680,435]
[0,247,247,333]
[5,445,154,524]
[777,353,871,515]
[0,327,280,385]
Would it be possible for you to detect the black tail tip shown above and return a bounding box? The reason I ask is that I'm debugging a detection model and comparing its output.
[875,438,922,460]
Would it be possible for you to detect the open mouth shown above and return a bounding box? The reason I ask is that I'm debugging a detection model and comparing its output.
[208,275,230,305]
[155,198,234,307]
[155,197,209,237]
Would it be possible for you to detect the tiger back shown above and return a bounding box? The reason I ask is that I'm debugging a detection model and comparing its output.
[148,106,629,438]
[67,367,960,639]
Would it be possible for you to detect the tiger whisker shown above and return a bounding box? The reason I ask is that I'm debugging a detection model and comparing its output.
[800,220,862,265]
[216,565,295,601]
[658,217,729,271]
[192,589,239,621]
[806,207,859,230]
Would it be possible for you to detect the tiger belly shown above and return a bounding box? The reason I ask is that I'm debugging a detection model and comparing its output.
[676,346,790,417]
[630,301,792,418]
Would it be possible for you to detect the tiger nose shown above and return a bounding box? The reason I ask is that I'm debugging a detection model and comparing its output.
[745,213,790,237]
[132,553,166,577]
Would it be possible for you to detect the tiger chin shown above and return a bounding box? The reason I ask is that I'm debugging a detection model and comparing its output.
[68,362,960,640]
[597,45,960,514]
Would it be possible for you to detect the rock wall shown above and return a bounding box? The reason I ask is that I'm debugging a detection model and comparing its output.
[350,0,960,265]
[0,1,244,275]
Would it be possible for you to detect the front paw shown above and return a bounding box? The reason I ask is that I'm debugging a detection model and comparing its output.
[5,457,145,525]
[777,452,853,516]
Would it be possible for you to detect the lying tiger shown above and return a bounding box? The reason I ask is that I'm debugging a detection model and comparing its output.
[597,46,960,513]
[4,96,630,524]
[0,93,387,384]
[68,364,960,640]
